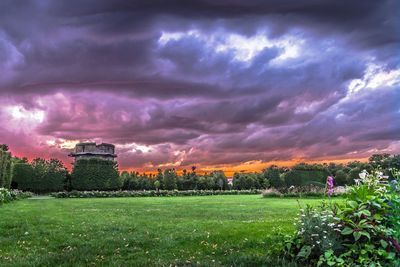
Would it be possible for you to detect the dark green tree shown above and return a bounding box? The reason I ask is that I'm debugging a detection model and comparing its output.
[264,166,284,188]
[0,147,12,188]
[162,169,177,190]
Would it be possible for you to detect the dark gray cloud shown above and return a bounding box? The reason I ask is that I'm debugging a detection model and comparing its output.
[0,0,399,171]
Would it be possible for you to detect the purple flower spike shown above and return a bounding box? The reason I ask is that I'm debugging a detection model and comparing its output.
[326,176,334,196]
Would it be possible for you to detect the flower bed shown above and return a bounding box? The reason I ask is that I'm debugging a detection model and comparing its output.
[50,189,263,198]
[0,188,33,205]
[284,170,400,266]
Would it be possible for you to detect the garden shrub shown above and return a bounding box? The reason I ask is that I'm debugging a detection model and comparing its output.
[0,188,33,205]
[284,169,400,266]
[71,158,121,191]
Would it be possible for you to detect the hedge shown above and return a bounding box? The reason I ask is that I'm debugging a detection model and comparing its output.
[51,189,263,198]
[283,169,328,187]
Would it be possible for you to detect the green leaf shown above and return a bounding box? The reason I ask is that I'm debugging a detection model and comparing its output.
[347,201,358,209]
[360,209,371,216]
[373,214,382,220]
[360,231,370,240]
[341,227,353,235]
[353,231,362,241]
[324,249,333,258]
[297,245,311,259]
[380,239,388,248]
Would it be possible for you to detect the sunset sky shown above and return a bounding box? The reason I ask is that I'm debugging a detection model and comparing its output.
[0,1,399,175]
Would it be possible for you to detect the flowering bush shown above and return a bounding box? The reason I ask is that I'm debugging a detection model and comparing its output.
[0,188,32,205]
[285,203,344,264]
[284,169,400,266]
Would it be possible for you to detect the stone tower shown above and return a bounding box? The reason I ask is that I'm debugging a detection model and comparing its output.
[69,142,117,162]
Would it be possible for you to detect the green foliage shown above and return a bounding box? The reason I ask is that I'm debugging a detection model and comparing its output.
[51,189,263,198]
[0,188,32,205]
[71,158,120,191]
[121,171,155,190]
[284,204,343,264]
[0,148,12,188]
[12,159,66,193]
[333,170,348,186]
[232,172,266,190]
[264,166,284,188]
[12,163,35,191]
[285,169,400,266]
[262,187,345,198]
[162,169,177,190]
[283,169,328,187]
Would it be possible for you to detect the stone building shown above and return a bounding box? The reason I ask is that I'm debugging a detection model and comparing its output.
[69,142,117,162]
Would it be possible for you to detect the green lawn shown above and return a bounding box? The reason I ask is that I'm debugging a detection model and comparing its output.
[0,196,330,266]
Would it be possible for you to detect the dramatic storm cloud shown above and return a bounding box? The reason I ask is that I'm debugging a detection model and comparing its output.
[0,0,399,173]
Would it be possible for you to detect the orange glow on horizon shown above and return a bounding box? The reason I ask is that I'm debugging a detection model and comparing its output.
[120,157,369,177]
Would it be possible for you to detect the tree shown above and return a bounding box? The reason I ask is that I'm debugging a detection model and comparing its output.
[211,171,228,190]
[11,163,35,191]
[154,180,161,192]
[334,170,348,186]
[264,166,284,188]
[0,147,12,188]
[369,154,391,169]
[12,158,66,193]
[162,169,177,190]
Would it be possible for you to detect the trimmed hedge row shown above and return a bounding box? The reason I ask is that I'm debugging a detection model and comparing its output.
[262,191,345,198]
[0,188,33,205]
[51,189,263,198]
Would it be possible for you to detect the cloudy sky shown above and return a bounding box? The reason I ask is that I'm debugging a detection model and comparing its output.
[0,0,399,174]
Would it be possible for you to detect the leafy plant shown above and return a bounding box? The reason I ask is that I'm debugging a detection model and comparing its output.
[284,169,400,266]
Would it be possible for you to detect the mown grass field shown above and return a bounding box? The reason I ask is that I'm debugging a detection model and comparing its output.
[0,195,331,266]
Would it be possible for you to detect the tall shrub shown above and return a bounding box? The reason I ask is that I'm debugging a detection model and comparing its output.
[0,148,12,189]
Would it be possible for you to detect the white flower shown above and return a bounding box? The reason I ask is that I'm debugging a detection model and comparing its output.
[359,170,368,179]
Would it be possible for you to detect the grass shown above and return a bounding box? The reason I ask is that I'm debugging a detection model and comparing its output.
[0,195,334,266]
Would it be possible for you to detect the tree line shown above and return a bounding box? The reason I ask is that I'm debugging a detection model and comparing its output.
[1,143,399,193]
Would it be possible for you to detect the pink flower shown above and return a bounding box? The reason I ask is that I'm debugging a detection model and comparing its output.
[326,176,334,196]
